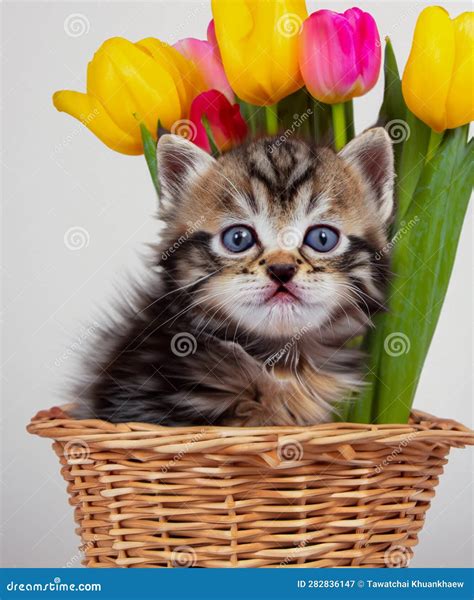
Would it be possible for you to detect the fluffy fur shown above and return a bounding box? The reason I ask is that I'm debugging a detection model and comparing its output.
[73,129,395,426]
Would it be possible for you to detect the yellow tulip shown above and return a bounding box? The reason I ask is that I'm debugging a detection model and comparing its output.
[53,37,201,155]
[402,7,474,132]
[211,0,307,106]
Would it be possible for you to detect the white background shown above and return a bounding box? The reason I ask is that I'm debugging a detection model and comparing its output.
[1,0,472,567]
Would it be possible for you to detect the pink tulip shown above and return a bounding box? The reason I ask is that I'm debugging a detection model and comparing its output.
[189,90,247,153]
[299,8,381,104]
[206,20,219,55]
[174,33,233,104]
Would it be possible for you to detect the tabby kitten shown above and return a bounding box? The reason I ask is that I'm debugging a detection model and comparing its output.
[74,128,394,426]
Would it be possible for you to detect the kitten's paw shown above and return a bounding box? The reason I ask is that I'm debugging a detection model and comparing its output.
[32,406,69,421]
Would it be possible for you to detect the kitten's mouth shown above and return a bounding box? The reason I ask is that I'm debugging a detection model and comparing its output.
[267,285,300,304]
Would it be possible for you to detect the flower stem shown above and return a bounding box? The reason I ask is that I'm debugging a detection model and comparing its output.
[331,102,347,151]
[344,100,355,143]
[265,103,279,135]
[311,95,320,142]
[426,129,444,163]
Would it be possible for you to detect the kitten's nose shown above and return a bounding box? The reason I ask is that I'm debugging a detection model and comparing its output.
[267,263,297,284]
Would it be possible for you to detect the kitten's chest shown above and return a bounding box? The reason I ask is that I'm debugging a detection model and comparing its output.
[191,336,348,427]
[225,358,335,426]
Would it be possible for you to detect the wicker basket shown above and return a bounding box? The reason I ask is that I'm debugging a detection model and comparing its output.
[27,407,473,568]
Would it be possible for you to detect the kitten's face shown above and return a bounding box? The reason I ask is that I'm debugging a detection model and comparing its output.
[157,131,394,339]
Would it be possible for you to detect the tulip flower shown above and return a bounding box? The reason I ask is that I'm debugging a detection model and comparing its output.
[189,90,248,153]
[211,0,307,107]
[174,36,234,103]
[299,8,381,150]
[402,7,474,133]
[299,8,381,105]
[53,37,201,155]
[207,20,219,55]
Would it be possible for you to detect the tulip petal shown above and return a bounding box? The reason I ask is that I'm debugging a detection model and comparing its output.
[344,8,381,95]
[189,89,247,152]
[265,0,307,103]
[87,37,182,135]
[402,7,455,132]
[446,12,474,129]
[211,0,264,104]
[137,38,203,113]
[87,44,141,137]
[52,91,142,155]
[300,10,359,103]
[212,0,307,105]
[174,38,234,103]
[207,20,219,53]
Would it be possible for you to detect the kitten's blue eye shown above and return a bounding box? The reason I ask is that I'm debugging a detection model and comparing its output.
[221,226,256,253]
[304,226,339,252]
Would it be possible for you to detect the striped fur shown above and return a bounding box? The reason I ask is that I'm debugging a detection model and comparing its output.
[74,130,394,426]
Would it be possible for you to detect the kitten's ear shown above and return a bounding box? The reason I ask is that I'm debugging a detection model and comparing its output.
[157,134,216,201]
[339,127,395,224]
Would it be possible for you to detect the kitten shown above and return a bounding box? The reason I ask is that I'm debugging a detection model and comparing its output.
[73,128,394,426]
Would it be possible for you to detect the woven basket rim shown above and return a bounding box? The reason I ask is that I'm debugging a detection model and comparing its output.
[27,405,474,450]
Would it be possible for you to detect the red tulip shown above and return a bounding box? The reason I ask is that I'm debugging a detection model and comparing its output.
[189,89,248,153]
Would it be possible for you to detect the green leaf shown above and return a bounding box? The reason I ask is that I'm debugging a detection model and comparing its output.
[395,110,431,225]
[140,123,160,195]
[378,38,404,123]
[349,39,406,423]
[278,88,333,146]
[376,37,431,226]
[373,126,472,423]
[201,116,220,158]
[312,98,333,147]
[332,394,354,423]
[377,37,406,167]
[277,88,312,139]
[237,98,266,136]
[348,322,385,423]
